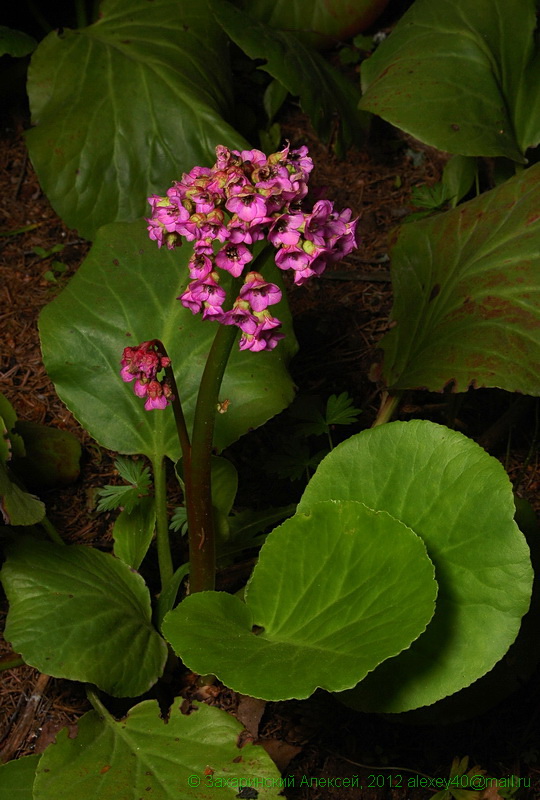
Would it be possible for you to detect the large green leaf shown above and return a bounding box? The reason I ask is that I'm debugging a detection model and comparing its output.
[162,500,437,700]
[1,537,167,697]
[25,0,248,239]
[235,0,390,49]
[34,699,282,800]
[212,0,368,153]
[298,420,533,712]
[39,220,297,460]
[379,162,540,394]
[360,0,536,160]
[0,755,40,800]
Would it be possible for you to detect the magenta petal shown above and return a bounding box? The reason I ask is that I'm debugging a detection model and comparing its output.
[134,380,148,397]
[144,395,168,410]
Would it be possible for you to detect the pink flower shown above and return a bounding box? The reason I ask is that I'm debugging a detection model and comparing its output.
[144,380,173,411]
[180,274,226,315]
[147,143,359,353]
[188,253,214,280]
[275,245,311,273]
[238,148,267,168]
[120,341,173,410]
[215,243,253,277]
[221,302,259,334]
[268,213,304,247]
[226,187,268,223]
[239,328,285,352]
[227,218,267,245]
[239,271,282,311]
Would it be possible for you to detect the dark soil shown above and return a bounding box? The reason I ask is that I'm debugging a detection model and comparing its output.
[1,89,540,800]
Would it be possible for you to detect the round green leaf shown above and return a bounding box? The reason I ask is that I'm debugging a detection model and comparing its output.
[379,163,540,394]
[298,420,533,712]
[1,537,167,697]
[163,500,437,700]
[34,700,282,800]
[38,220,297,460]
[25,0,247,239]
[360,0,532,161]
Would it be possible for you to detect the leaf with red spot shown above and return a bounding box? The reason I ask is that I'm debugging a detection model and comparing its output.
[379,162,540,394]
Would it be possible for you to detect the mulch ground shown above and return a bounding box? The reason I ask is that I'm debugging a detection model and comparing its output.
[1,101,540,798]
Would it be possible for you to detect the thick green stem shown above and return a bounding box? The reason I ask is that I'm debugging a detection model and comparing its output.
[372,391,402,427]
[153,455,174,590]
[184,322,239,593]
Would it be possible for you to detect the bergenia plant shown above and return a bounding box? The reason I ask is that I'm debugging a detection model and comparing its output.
[121,143,358,593]
[1,140,534,800]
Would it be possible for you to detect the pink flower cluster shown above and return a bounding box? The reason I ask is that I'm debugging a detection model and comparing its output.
[147,144,358,352]
[120,341,173,410]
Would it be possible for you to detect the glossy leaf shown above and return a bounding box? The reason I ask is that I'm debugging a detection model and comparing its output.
[360,0,535,160]
[0,754,40,800]
[163,500,437,700]
[212,0,368,153]
[298,420,533,712]
[113,496,156,569]
[34,699,282,800]
[1,537,167,697]
[380,162,540,394]
[39,220,297,460]
[25,0,247,239]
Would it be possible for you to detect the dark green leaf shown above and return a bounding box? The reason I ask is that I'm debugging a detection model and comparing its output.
[25,0,248,238]
[0,462,45,526]
[235,0,390,50]
[381,162,540,394]
[0,26,37,58]
[39,221,297,460]
[212,0,368,153]
[1,537,167,697]
[360,0,534,160]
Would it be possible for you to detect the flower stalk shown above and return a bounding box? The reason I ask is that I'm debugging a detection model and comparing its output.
[183,320,240,592]
[121,143,359,595]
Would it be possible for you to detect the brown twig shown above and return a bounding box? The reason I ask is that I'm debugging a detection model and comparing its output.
[0,673,51,763]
